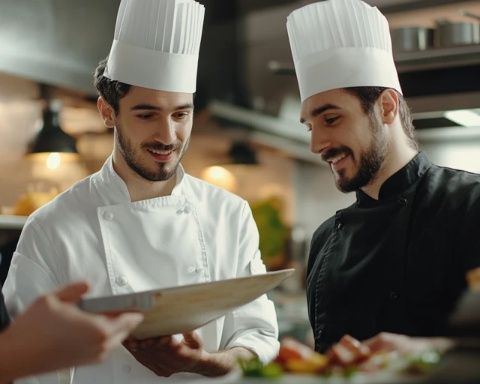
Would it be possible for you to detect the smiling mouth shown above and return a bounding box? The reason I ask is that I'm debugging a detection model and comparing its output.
[146,148,176,162]
[326,153,348,165]
[147,148,174,156]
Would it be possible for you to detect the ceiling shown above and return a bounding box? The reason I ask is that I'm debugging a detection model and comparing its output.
[0,0,479,156]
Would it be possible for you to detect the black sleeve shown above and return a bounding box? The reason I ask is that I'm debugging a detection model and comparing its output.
[306,217,335,334]
[0,292,10,332]
[458,193,480,273]
[307,217,335,276]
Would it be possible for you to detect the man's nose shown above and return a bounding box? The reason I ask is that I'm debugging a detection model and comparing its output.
[155,119,176,145]
[310,127,330,155]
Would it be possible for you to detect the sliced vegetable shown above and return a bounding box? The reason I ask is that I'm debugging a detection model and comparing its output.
[405,350,441,374]
[239,357,283,378]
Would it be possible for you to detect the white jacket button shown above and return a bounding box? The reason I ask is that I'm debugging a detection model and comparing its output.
[115,276,127,286]
[103,211,114,221]
[187,266,196,274]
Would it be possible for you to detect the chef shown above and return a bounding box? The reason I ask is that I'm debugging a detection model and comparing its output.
[286,0,480,352]
[3,0,279,382]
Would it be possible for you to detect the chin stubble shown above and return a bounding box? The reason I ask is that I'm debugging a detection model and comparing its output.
[336,116,388,193]
[115,125,189,182]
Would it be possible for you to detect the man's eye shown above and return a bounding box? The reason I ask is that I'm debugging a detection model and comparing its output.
[137,113,155,119]
[174,111,190,119]
[324,116,339,125]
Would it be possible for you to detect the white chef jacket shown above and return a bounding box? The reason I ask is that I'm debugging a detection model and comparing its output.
[3,157,279,384]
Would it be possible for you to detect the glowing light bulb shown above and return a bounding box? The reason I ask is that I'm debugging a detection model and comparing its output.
[46,153,61,170]
[201,166,237,192]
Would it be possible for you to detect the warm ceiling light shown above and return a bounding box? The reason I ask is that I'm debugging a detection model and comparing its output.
[201,166,237,192]
[46,152,61,170]
[28,152,80,170]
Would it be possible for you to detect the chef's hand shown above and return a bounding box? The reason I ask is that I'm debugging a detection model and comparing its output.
[124,332,255,377]
[0,282,144,382]
[363,332,454,355]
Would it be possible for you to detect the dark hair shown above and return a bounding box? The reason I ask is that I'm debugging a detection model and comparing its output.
[93,58,131,114]
[345,86,418,150]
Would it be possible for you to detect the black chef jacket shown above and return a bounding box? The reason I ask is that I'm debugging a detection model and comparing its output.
[307,152,480,352]
[0,292,10,332]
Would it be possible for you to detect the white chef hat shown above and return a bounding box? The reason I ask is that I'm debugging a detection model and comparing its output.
[104,0,205,93]
[287,0,402,102]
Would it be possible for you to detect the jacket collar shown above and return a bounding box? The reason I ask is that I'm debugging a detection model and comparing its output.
[93,155,187,204]
[356,151,432,206]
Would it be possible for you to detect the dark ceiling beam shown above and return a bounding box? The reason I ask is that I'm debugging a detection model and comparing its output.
[236,0,298,15]
[380,0,479,14]
[235,0,479,16]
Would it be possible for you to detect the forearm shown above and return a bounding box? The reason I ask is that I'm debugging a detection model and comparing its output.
[193,347,255,377]
[0,329,36,383]
[425,337,455,353]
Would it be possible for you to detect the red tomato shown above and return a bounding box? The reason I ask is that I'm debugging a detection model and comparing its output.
[327,335,371,367]
[276,337,315,364]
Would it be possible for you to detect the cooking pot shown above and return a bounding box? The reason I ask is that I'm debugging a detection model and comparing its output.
[435,13,480,48]
[391,26,434,53]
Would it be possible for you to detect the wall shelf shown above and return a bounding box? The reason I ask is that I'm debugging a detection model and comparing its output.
[378,0,476,14]
[270,44,480,76]
[0,215,27,230]
[395,44,480,73]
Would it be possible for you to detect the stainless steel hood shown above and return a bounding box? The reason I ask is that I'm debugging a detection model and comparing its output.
[0,0,118,95]
[0,0,240,103]
[209,97,480,163]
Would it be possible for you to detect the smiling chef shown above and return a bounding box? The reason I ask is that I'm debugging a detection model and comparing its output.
[287,0,480,354]
[2,0,279,382]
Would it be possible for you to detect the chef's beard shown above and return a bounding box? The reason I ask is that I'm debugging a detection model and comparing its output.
[115,124,189,182]
[332,115,388,193]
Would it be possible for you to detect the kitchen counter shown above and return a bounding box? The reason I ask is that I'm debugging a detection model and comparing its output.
[0,214,26,230]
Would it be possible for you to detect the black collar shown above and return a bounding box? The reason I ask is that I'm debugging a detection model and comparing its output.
[356,152,432,207]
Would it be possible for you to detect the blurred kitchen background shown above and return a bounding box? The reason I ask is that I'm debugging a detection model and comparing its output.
[1,0,480,341]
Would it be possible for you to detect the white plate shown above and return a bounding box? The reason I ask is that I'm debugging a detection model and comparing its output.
[238,372,425,384]
[80,269,294,339]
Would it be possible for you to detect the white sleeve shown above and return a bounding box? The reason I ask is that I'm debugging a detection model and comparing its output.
[14,371,60,384]
[4,220,66,384]
[3,218,59,316]
[220,202,280,363]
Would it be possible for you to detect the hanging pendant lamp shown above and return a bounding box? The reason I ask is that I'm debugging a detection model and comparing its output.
[227,140,258,165]
[28,99,77,155]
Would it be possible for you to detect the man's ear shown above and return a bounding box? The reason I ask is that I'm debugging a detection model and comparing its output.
[97,97,115,128]
[378,89,399,125]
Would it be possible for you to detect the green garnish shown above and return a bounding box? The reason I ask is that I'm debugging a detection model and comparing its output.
[239,357,283,378]
[406,350,441,374]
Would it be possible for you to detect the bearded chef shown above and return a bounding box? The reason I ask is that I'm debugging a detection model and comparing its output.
[286,0,480,353]
[3,0,279,382]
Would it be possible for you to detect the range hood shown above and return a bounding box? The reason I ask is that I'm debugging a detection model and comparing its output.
[0,0,242,105]
[210,96,480,165]
[209,98,323,164]
[0,0,118,95]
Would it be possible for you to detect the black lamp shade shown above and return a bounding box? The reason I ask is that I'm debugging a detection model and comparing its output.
[228,141,258,165]
[29,107,77,154]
